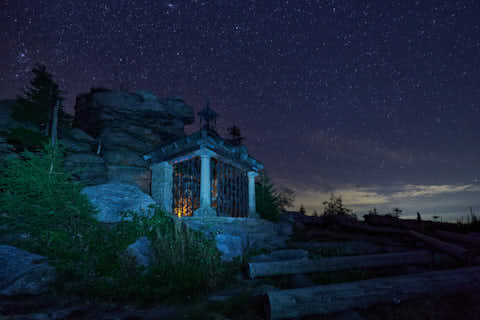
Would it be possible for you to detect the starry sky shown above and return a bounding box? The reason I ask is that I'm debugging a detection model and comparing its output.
[1,1,480,221]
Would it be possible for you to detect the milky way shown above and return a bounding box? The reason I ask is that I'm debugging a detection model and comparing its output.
[1,1,480,219]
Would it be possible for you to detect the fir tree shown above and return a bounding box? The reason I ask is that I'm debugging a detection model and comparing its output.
[255,172,295,221]
[299,205,306,215]
[227,125,244,146]
[13,64,69,134]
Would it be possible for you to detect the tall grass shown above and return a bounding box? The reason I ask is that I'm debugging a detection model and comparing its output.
[0,142,232,304]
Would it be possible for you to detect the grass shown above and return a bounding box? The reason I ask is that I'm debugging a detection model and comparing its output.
[0,142,236,305]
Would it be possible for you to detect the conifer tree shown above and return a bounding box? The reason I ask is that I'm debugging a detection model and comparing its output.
[255,172,296,221]
[299,204,306,215]
[13,64,69,134]
[227,125,244,146]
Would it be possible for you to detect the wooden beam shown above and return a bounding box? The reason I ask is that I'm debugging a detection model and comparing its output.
[248,250,454,279]
[264,266,480,320]
[435,230,480,247]
[408,230,473,264]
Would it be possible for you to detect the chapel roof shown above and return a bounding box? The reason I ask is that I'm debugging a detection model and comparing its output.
[142,129,263,171]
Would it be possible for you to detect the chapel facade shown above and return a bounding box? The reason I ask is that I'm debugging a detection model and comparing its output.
[143,105,263,218]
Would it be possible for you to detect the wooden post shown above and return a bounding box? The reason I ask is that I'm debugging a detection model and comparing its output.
[248,250,455,279]
[264,266,480,320]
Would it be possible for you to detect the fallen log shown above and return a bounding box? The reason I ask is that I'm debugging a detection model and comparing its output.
[408,230,473,264]
[264,265,480,320]
[248,250,454,279]
[336,219,408,235]
[434,230,480,247]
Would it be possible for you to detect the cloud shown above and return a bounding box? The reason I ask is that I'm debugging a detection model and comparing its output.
[289,183,480,215]
[391,184,480,198]
[292,185,389,212]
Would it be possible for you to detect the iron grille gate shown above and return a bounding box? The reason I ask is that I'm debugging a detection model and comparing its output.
[172,157,200,217]
[213,159,248,217]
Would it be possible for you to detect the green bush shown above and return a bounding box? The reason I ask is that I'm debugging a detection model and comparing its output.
[0,142,230,304]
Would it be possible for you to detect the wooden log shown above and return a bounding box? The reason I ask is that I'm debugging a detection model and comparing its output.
[408,230,473,264]
[435,230,480,247]
[248,250,453,279]
[336,219,408,235]
[264,266,480,320]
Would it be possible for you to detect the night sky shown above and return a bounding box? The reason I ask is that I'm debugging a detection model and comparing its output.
[1,1,480,220]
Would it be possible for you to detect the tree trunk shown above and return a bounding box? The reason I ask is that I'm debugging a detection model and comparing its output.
[50,100,59,148]
[409,230,473,264]
[248,250,454,279]
[264,266,480,320]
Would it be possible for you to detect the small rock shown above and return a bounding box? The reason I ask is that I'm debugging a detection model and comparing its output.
[125,237,154,269]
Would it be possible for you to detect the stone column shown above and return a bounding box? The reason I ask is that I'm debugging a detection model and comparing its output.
[150,161,173,214]
[200,152,212,208]
[248,171,258,218]
[194,149,217,217]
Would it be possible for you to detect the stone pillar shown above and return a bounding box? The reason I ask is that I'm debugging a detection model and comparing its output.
[150,161,173,214]
[248,171,258,218]
[194,149,217,217]
[200,153,212,208]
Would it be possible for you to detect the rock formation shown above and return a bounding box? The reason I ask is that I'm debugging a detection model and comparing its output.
[73,89,195,193]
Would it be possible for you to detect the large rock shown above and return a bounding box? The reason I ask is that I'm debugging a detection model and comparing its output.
[74,90,194,140]
[100,128,150,153]
[64,153,108,185]
[179,217,291,260]
[103,149,148,167]
[58,128,97,153]
[0,245,56,296]
[61,128,97,145]
[107,165,151,194]
[81,183,156,223]
[59,137,92,153]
